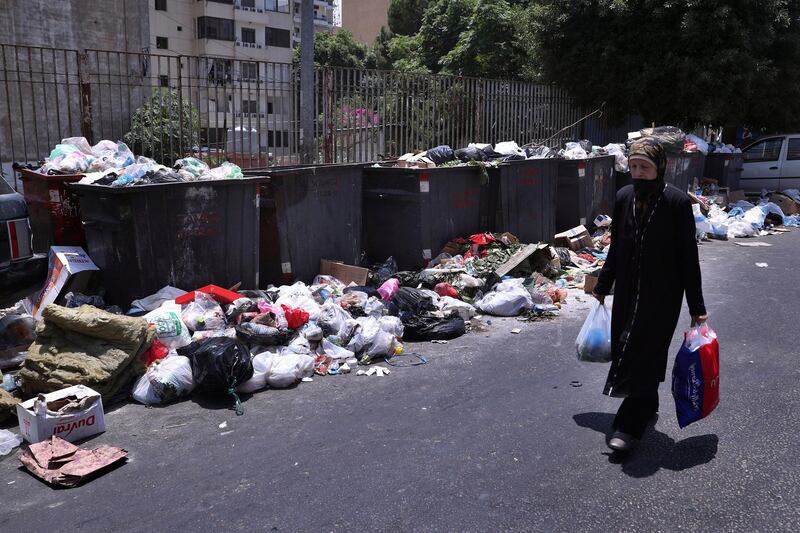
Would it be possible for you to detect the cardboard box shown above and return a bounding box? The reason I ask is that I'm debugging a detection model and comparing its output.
[31,246,99,320]
[16,385,106,444]
[728,190,746,204]
[319,259,369,286]
[554,225,594,251]
[768,192,800,215]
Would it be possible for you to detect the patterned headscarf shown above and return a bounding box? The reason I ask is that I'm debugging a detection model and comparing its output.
[628,137,666,182]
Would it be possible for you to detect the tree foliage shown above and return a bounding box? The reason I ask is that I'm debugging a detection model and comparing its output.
[387,0,430,36]
[295,29,375,68]
[526,0,800,129]
[123,88,199,166]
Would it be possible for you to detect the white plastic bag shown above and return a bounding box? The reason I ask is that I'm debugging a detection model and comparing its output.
[0,429,23,456]
[575,301,612,362]
[439,296,476,321]
[145,303,192,349]
[236,351,275,393]
[317,300,354,337]
[494,141,525,158]
[693,204,712,241]
[275,282,322,320]
[379,315,405,338]
[474,279,534,316]
[318,338,355,361]
[267,352,315,388]
[132,355,195,405]
[181,292,226,331]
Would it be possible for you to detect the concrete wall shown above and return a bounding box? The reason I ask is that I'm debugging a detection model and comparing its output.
[340,0,389,44]
[0,0,149,52]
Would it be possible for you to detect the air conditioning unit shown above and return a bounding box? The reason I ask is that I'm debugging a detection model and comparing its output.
[257,8,264,12]
[259,113,265,119]
[250,112,258,118]
[235,41,242,46]
[243,6,251,11]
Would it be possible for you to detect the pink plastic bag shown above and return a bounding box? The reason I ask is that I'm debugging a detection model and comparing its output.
[377,278,400,301]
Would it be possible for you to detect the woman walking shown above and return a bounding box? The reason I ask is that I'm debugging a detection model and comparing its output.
[593,137,707,451]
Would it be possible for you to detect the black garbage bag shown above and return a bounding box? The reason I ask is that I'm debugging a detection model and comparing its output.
[369,256,398,286]
[455,147,489,162]
[177,337,254,415]
[426,145,455,164]
[526,146,554,159]
[579,139,593,153]
[391,287,436,322]
[403,315,466,341]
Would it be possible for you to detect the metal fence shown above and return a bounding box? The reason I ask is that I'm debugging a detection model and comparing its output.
[0,43,638,190]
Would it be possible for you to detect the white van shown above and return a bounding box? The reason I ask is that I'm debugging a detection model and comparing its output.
[740,134,800,193]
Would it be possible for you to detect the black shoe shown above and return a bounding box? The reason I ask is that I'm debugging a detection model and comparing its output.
[607,431,637,452]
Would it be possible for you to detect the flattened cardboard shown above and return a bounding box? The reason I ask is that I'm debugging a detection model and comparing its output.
[319,259,369,286]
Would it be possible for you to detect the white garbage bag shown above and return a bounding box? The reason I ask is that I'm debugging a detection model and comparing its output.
[474,279,534,316]
[132,355,195,405]
[236,351,275,393]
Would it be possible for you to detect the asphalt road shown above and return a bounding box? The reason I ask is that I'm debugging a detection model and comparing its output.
[1,230,799,532]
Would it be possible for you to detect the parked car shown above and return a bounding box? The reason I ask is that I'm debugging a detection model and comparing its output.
[0,177,46,287]
[740,134,800,193]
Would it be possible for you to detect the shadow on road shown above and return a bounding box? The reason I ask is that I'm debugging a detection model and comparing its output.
[573,412,718,478]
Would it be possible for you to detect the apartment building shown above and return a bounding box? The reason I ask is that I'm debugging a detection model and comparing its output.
[149,0,335,156]
[340,0,389,45]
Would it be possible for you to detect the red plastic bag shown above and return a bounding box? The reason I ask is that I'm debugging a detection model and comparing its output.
[469,233,496,245]
[141,339,169,367]
[671,325,720,428]
[434,282,458,298]
[281,305,309,330]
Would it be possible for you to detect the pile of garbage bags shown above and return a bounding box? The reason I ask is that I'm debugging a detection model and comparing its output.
[37,137,244,187]
[693,195,800,240]
[392,139,623,170]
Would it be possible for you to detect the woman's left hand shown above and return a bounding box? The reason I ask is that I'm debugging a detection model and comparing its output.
[691,314,708,326]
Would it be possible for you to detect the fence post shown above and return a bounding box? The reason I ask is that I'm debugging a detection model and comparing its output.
[177,56,184,158]
[322,67,334,164]
[77,51,93,144]
[474,79,484,142]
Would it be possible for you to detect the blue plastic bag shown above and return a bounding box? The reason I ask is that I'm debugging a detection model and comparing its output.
[575,301,612,363]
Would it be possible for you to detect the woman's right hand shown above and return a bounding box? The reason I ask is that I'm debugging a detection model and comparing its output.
[592,292,605,305]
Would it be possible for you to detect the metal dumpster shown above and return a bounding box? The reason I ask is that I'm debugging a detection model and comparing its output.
[703,153,743,190]
[20,169,86,252]
[488,159,559,243]
[244,164,363,286]
[362,165,485,271]
[71,178,266,307]
[665,152,705,193]
[556,155,616,232]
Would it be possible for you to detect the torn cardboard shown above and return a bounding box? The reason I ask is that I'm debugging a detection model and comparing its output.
[18,436,127,488]
[768,192,800,215]
[17,385,106,444]
[30,247,99,320]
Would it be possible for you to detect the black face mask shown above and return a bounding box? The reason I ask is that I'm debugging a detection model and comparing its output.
[633,178,661,198]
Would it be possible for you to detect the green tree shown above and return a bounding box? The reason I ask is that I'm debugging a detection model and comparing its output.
[387,0,431,36]
[294,29,374,68]
[123,88,199,166]
[417,0,476,72]
[440,0,527,79]
[527,0,800,129]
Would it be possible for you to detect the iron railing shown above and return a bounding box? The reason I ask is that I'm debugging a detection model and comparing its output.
[0,43,639,191]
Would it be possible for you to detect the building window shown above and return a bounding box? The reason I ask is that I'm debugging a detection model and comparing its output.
[266,0,290,13]
[241,62,258,80]
[156,36,169,49]
[241,0,255,8]
[241,27,256,44]
[197,17,235,41]
[266,101,274,114]
[265,27,291,48]
[207,58,233,83]
[155,0,167,11]
[159,75,169,87]
[267,131,290,148]
[241,100,258,114]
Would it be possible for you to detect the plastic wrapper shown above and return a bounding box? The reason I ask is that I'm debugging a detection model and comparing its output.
[575,301,612,362]
[145,303,193,349]
[173,157,210,177]
[181,292,226,331]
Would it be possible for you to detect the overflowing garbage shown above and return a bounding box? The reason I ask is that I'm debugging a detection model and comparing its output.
[35,137,244,186]
[392,139,627,170]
